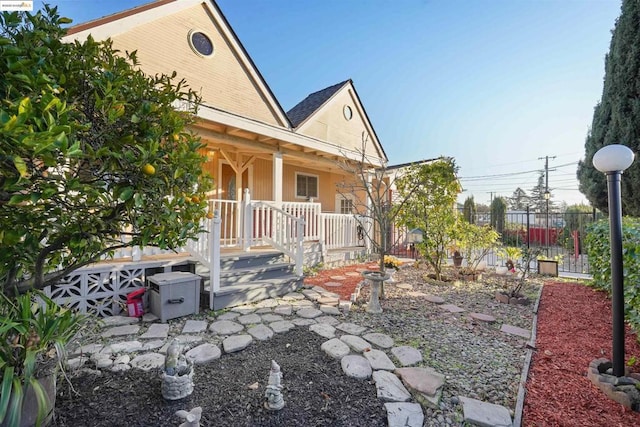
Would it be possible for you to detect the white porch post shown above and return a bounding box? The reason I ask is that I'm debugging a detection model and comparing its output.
[273,151,283,203]
[242,188,252,252]
[210,210,221,310]
[295,217,305,276]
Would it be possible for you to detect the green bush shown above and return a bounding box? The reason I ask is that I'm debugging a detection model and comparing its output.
[585,218,640,330]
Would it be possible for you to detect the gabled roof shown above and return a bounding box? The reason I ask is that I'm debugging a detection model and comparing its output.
[286,80,350,127]
[64,0,291,128]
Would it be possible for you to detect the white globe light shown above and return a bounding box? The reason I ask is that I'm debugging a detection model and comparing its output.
[593,144,635,173]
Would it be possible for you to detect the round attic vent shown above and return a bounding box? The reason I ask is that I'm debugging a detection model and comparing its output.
[188,30,214,57]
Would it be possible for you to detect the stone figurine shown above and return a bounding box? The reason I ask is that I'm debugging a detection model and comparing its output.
[175,406,202,427]
[264,360,285,410]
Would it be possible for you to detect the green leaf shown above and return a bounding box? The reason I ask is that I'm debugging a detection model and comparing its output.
[119,187,134,201]
[0,367,15,422]
[18,97,31,115]
[130,114,140,123]
[12,156,27,177]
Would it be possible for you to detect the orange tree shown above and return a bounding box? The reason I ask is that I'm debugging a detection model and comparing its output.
[0,7,211,294]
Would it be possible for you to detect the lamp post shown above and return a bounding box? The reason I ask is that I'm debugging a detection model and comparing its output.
[592,144,635,377]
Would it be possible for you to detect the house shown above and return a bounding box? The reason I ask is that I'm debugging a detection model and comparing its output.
[54,0,391,312]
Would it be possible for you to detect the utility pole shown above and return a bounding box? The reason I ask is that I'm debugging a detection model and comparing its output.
[539,156,556,255]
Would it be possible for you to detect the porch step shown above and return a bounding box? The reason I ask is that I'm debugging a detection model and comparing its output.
[209,275,303,310]
[219,251,286,270]
[195,250,301,310]
[197,262,295,285]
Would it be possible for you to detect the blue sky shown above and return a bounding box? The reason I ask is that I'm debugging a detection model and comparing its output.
[35,0,622,207]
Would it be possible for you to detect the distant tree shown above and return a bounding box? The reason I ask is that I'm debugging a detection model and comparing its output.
[462,196,476,223]
[577,0,640,216]
[476,203,490,213]
[529,172,553,212]
[396,158,460,281]
[507,187,530,210]
[490,197,507,235]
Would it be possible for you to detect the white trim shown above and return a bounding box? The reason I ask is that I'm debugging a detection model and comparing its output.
[294,172,319,200]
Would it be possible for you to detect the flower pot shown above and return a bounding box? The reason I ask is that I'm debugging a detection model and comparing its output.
[537,259,559,276]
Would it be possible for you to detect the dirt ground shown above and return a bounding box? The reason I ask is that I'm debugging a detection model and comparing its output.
[52,328,386,427]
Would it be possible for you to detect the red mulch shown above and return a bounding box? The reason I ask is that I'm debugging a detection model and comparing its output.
[303,263,379,301]
[523,282,640,426]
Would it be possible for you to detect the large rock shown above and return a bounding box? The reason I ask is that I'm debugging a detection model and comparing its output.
[209,320,243,335]
[363,349,396,371]
[335,322,367,335]
[341,355,372,379]
[101,325,140,338]
[396,367,445,397]
[391,346,423,367]
[186,343,221,364]
[237,313,262,325]
[363,333,394,349]
[269,320,295,333]
[310,323,336,339]
[372,371,411,402]
[385,402,424,427]
[459,396,512,427]
[296,307,323,319]
[340,335,372,353]
[130,353,165,371]
[140,323,169,339]
[321,338,350,359]
[247,324,274,341]
[222,335,253,353]
[182,320,208,334]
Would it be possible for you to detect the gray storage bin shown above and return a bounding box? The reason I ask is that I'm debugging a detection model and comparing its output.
[148,272,200,323]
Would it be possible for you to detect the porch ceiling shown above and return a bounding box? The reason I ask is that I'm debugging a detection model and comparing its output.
[194,121,354,175]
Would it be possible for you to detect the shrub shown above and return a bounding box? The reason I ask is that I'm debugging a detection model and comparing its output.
[585,218,640,330]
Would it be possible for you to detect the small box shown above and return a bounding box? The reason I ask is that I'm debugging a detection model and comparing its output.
[148,272,200,323]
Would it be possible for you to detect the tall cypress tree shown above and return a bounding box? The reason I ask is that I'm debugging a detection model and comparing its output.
[577,0,640,216]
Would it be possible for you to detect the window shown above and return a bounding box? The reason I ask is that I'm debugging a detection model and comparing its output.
[343,105,353,120]
[188,30,214,57]
[339,198,354,214]
[296,173,318,199]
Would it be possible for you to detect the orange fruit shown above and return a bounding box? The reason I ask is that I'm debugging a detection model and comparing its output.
[141,164,155,176]
[192,195,200,203]
[206,211,214,219]
[184,196,192,203]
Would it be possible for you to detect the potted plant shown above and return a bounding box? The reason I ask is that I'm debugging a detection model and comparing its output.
[0,291,87,427]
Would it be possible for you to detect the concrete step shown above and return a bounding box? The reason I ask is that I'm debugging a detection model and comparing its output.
[197,263,294,284]
[220,251,286,270]
[208,275,303,310]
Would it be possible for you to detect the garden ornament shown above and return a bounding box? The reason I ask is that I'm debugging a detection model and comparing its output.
[175,406,202,427]
[264,360,285,410]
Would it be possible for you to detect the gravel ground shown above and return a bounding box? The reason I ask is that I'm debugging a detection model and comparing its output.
[348,263,543,426]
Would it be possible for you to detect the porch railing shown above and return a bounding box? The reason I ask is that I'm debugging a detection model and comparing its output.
[319,213,367,250]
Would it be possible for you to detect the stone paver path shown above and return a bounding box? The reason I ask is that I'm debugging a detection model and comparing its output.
[68,268,532,426]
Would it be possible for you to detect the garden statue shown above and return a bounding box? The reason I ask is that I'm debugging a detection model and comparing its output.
[175,407,202,427]
[264,360,285,410]
[162,338,194,400]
